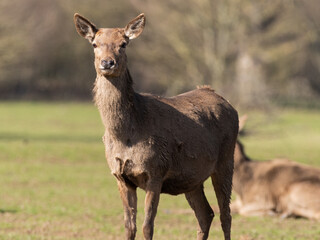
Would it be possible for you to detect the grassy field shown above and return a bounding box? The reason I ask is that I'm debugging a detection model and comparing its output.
[0,102,319,240]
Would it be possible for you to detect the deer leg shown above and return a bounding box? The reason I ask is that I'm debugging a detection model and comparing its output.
[142,182,161,240]
[185,185,214,240]
[279,182,320,220]
[211,153,234,240]
[237,202,276,216]
[117,180,137,240]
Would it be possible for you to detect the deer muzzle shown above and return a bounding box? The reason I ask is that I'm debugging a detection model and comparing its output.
[100,59,116,70]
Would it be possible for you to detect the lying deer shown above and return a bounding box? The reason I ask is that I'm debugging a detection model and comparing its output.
[74,13,238,240]
[232,115,320,220]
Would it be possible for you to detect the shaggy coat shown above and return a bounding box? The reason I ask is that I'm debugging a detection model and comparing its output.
[74,13,239,240]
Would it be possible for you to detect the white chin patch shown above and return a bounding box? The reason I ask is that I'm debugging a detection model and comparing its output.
[99,65,115,70]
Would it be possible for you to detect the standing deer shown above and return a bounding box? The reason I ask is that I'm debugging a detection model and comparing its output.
[74,13,238,240]
[232,116,320,220]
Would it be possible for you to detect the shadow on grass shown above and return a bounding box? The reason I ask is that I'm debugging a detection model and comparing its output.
[0,209,18,214]
[0,132,101,143]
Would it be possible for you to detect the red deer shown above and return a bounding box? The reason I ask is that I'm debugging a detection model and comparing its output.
[232,116,320,220]
[74,13,238,240]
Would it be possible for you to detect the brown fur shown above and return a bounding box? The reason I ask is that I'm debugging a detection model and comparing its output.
[232,116,320,220]
[74,13,238,240]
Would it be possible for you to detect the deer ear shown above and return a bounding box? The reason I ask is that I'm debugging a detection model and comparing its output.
[238,115,248,133]
[124,13,146,40]
[74,13,98,42]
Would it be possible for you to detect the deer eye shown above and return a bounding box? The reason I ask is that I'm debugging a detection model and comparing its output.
[120,42,127,48]
[92,43,97,48]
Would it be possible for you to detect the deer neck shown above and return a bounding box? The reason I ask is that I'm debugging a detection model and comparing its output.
[93,68,137,140]
[233,158,254,197]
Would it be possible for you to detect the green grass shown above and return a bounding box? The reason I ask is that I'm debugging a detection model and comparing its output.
[0,102,319,239]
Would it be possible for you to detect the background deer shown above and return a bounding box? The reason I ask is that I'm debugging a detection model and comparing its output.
[74,13,238,240]
[232,115,320,220]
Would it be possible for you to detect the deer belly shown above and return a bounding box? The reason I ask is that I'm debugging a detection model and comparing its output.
[161,174,209,195]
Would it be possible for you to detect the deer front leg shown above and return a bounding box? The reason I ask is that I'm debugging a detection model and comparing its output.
[142,182,161,240]
[117,180,137,240]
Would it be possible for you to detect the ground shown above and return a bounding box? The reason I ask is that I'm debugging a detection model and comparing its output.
[0,102,319,239]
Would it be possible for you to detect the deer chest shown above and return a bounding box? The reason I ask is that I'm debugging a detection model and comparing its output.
[102,134,167,189]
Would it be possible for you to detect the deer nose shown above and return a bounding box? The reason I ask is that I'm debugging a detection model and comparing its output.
[101,59,115,70]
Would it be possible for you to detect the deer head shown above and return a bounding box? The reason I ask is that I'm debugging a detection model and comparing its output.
[74,13,146,77]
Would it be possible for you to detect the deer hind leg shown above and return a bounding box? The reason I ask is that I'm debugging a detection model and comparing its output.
[280,182,320,220]
[185,184,214,240]
[117,180,137,240]
[211,149,234,240]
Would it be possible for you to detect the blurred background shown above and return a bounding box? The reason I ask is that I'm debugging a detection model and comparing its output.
[1,0,320,108]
